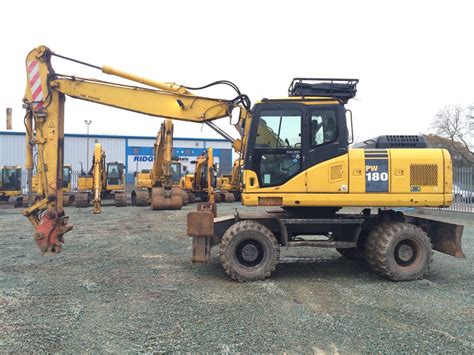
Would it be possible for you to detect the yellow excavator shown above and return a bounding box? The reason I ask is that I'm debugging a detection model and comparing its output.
[22,45,464,283]
[32,164,74,206]
[131,119,186,209]
[180,147,222,203]
[75,142,127,213]
[0,165,23,207]
[216,158,242,202]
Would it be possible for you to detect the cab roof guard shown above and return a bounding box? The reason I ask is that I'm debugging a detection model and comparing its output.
[288,78,359,103]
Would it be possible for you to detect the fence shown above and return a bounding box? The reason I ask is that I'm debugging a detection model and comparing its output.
[428,165,474,214]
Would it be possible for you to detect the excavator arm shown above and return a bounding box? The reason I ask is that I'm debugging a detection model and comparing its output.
[22,45,249,253]
[149,119,184,210]
[92,143,105,214]
[151,120,174,189]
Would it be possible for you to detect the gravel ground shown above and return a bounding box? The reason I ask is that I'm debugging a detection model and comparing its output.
[0,203,473,353]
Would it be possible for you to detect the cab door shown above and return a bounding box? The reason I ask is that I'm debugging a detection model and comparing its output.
[245,103,306,193]
[304,104,349,193]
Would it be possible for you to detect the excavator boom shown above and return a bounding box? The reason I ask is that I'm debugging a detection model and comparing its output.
[22,45,248,252]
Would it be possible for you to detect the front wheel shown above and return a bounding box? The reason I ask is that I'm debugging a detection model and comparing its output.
[220,220,280,282]
[365,222,432,281]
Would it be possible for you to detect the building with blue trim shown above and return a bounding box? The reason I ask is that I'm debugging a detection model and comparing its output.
[0,131,232,175]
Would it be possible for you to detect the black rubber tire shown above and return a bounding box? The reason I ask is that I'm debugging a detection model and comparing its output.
[365,222,433,281]
[336,247,365,260]
[220,220,280,282]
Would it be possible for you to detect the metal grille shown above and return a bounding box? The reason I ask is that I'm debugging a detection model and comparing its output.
[418,165,473,214]
[330,164,343,181]
[410,164,438,186]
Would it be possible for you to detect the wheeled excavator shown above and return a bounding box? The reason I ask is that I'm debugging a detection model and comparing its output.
[22,46,464,282]
[131,119,187,209]
[0,166,23,207]
[75,142,127,212]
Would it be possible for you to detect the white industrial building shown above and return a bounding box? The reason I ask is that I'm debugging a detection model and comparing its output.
[0,131,233,176]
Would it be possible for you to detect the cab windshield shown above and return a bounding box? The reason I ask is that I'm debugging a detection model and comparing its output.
[170,162,181,183]
[106,163,122,185]
[1,168,21,191]
[62,166,71,188]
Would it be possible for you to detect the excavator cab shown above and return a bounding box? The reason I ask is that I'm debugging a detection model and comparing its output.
[62,165,72,191]
[170,161,182,184]
[0,166,23,207]
[241,79,355,202]
[105,162,124,189]
[0,166,22,192]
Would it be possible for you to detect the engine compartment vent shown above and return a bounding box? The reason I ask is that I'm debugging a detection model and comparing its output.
[410,164,438,186]
[330,164,344,181]
[354,135,428,149]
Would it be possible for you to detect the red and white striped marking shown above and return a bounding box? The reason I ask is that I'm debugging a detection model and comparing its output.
[27,60,44,110]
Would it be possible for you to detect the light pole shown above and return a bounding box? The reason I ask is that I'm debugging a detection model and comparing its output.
[84,120,92,171]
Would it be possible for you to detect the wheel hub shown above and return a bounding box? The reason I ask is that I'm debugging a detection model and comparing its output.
[241,244,259,262]
[397,244,414,262]
[394,239,418,267]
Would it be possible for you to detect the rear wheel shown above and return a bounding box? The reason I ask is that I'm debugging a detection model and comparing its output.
[365,222,432,281]
[220,220,279,282]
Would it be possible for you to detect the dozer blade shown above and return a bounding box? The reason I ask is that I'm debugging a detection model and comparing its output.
[75,192,90,208]
[114,191,128,207]
[151,187,183,210]
[409,216,465,258]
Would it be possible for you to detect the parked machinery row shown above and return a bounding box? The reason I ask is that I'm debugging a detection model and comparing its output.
[11,131,238,211]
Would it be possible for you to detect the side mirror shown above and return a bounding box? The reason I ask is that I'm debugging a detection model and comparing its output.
[346,109,354,145]
[230,106,242,126]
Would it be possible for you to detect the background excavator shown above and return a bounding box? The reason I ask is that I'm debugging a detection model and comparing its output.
[32,164,74,206]
[131,119,186,209]
[22,45,464,283]
[216,158,242,202]
[75,142,127,213]
[0,165,23,207]
[180,147,223,203]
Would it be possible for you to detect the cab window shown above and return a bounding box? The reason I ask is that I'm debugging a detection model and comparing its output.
[252,109,302,187]
[310,109,338,146]
[256,110,301,148]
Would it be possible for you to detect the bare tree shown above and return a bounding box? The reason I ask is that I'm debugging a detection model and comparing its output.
[432,105,473,155]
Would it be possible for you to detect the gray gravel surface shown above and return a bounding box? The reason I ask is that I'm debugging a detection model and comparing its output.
[0,204,473,353]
